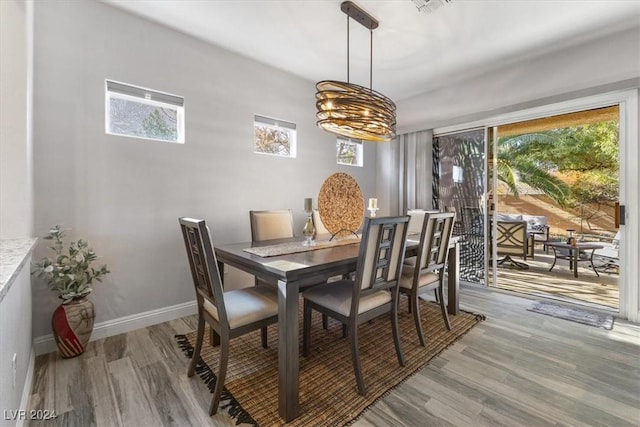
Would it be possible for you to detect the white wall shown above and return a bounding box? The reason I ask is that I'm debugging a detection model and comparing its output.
[0,262,33,427]
[31,1,377,338]
[0,1,35,424]
[396,26,640,132]
[0,0,33,239]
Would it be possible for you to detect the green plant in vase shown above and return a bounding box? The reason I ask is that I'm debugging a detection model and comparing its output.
[32,225,110,358]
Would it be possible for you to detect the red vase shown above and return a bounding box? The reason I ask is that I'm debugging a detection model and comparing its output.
[51,297,95,358]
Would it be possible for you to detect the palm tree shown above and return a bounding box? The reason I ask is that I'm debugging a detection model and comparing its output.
[495,133,571,206]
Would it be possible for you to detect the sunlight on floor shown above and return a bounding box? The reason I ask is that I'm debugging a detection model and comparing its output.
[490,250,618,310]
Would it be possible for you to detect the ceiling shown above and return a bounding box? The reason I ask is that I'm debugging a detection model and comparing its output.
[104,0,640,102]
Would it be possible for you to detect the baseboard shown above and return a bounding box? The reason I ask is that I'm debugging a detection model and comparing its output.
[33,300,197,355]
[15,347,35,427]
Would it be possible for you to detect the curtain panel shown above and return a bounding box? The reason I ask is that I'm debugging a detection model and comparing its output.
[388,130,433,216]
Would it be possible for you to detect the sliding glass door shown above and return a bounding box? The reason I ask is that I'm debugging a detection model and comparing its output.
[433,129,487,285]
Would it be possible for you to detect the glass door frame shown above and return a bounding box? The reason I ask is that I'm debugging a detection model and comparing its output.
[433,89,638,321]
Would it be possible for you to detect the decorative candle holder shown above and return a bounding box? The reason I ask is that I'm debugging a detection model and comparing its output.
[367,197,378,217]
[302,215,315,246]
[303,198,316,246]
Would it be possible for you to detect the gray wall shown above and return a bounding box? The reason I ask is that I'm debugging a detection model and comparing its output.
[31,1,377,338]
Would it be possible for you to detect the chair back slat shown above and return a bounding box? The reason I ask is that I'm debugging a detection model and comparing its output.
[417,212,455,273]
[249,209,294,242]
[495,220,528,255]
[356,216,410,293]
[179,218,227,324]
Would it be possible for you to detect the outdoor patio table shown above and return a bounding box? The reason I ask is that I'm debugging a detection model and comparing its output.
[545,241,604,278]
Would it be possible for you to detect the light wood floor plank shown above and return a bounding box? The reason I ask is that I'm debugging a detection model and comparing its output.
[25,286,640,426]
[84,354,123,427]
[107,357,163,427]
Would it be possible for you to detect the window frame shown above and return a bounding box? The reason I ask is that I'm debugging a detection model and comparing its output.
[253,114,297,158]
[105,79,185,144]
[336,137,364,167]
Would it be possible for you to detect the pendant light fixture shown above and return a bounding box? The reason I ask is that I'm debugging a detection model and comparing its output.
[315,1,396,142]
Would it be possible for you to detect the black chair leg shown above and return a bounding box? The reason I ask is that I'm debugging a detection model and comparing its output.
[437,286,452,330]
[188,314,205,377]
[261,326,268,348]
[209,335,229,415]
[210,328,220,347]
[391,297,406,366]
[412,293,426,347]
[349,324,366,395]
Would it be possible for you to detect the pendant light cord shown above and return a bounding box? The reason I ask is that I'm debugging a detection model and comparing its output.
[347,14,374,90]
[347,14,350,83]
[369,29,373,91]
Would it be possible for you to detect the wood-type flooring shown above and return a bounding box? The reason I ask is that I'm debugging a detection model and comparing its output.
[26,286,640,426]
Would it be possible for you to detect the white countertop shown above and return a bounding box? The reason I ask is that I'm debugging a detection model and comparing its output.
[0,238,37,304]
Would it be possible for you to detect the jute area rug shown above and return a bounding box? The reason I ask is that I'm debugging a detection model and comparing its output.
[175,300,484,426]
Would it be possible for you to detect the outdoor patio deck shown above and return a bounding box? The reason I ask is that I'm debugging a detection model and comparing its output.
[490,248,619,311]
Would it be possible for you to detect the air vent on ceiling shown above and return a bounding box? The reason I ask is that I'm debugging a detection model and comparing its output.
[411,0,453,14]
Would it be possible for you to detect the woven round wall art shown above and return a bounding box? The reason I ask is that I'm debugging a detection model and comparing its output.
[318,172,365,237]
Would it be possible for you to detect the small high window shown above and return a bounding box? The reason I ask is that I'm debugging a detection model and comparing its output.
[105,80,185,143]
[336,137,363,167]
[254,115,296,158]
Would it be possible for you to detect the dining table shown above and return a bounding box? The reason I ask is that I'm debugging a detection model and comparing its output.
[214,233,461,422]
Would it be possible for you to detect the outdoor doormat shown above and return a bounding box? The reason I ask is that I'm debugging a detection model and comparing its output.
[527,300,615,330]
[175,300,485,426]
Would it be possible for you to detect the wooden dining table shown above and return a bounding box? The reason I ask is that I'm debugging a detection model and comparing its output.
[214,234,460,422]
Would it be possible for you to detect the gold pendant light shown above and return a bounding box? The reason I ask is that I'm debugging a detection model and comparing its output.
[315,1,396,142]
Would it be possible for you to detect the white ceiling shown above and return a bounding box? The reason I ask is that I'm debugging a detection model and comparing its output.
[104,0,640,102]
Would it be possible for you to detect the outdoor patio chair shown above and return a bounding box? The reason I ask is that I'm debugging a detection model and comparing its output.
[493,220,533,269]
[581,230,620,272]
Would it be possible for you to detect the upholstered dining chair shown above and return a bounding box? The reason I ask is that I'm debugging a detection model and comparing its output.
[179,218,278,415]
[249,209,294,242]
[302,215,410,395]
[399,211,455,347]
[312,209,330,236]
[407,209,428,235]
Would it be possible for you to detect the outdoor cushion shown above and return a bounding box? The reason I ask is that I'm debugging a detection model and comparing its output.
[522,214,548,227]
[529,223,547,232]
[496,213,523,221]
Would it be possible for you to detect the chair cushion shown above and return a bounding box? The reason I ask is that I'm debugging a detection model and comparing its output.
[302,280,391,317]
[399,265,439,289]
[203,286,278,330]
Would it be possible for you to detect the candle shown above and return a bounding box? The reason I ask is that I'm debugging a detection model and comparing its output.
[368,198,377,209]
[304,198,313,213]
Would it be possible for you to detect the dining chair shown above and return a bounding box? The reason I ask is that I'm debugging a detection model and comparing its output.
[407,209,428,235]
[302,215,410,395]
[179,218,278,415]
[249,209,294,242]
[398,211,455,346]
[312,209,330,236]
